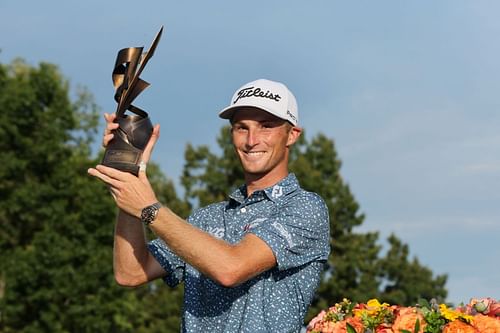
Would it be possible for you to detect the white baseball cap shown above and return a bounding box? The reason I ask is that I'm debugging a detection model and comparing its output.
[218,79,299,126]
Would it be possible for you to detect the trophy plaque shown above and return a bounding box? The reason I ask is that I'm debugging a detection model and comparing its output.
[102,26,163,175]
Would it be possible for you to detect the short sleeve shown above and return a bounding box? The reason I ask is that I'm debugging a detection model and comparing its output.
[249,192,330,271]
[148,238,185,287]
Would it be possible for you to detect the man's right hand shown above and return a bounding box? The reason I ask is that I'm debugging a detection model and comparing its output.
[102,112,119,148]
[101,112,160,165]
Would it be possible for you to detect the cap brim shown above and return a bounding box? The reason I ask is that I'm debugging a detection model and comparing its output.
[218,103,287,123]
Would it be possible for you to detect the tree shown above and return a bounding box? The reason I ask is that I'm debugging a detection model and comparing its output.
[0,59,90,252]
[0,59,185,333]
[0,58,132,332]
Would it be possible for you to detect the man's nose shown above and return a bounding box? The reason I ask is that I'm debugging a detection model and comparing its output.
[246,127,259,147]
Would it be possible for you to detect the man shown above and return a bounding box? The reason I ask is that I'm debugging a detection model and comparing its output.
[88,79,330,332]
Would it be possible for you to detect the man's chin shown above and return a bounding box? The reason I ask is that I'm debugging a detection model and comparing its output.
[242,169,267,179]
[244,169,266,176]
[240,161,266,174]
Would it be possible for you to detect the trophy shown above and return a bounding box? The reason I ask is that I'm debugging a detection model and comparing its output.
[102,26,163,175]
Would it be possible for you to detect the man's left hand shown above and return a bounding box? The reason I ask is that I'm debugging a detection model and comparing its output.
[88,164,158,218]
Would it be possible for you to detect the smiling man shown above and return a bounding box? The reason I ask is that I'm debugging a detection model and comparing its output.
[88,79,330,333]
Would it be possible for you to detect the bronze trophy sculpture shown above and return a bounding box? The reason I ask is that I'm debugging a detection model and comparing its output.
[102,26,163,175]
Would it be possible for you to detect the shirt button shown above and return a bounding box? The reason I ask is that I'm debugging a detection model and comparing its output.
[240,207,247,213]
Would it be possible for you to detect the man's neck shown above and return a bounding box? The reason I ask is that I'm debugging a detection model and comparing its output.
[244,170,289,197]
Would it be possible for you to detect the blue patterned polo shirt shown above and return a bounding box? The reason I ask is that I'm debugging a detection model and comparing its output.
[148,173,330,332]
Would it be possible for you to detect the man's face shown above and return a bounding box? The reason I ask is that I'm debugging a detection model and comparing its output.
[231,108,301,182]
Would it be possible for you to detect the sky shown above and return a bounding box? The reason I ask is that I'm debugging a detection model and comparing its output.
[1,1,499,305]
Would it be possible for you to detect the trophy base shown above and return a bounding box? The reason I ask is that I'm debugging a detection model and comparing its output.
[102,149,142,176]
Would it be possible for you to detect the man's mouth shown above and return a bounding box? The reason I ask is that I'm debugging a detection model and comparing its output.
[243,151,266,160]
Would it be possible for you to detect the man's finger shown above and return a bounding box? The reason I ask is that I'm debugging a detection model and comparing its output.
[137,161,150,182]
[104,113,118,134]
[107,185,118,200]
[88,167,122,188]
[138,161,147,173]
[102,133,114,148]
[104,123,119,139]
[105,122,119,134]
[95,164,133,181]
[104,112,116,123]
[102,113,119,147]
[141,124,160,164]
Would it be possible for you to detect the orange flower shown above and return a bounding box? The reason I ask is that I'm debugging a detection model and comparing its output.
[392,307,426,333]
[315,320,336,333]
[442,320,478,333]
[470,314,500,333]
[327,317,364,333]
[375,326,393,333]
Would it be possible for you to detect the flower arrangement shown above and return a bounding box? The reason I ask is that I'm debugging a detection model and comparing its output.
[306,297,500,333]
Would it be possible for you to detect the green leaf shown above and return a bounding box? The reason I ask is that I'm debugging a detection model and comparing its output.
[414,318,420,333]
[346,322,357,333]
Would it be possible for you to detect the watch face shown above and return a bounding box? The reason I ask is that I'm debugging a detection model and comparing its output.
[141,206,156,224]
[141,203,161,225]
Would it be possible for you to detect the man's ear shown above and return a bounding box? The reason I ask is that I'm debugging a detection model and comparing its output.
[286,126,302,147]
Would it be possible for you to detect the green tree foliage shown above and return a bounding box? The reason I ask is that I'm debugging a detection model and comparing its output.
[0,59,184,333]
[0,59,90,252]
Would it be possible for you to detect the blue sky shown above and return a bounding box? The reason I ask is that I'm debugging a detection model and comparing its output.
[1,1,499,305]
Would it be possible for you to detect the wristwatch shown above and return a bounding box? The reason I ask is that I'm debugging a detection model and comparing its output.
[140,202,162,225]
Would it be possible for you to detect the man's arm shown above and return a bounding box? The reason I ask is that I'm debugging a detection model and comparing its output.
[89,162,276,287]
[113,209,167,286]
[149,206,276,288]
[97,113,166,287]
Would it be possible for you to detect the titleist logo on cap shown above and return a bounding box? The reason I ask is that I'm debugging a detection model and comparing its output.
[233,87,281,104]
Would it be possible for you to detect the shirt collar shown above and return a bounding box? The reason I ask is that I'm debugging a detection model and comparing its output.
[228,173,300,204]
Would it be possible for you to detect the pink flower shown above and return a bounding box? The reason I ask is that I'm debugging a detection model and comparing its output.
[487,303,500,317]
[468,297,500,317]
[307,310,327,332]
[307,316,364,333]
